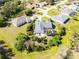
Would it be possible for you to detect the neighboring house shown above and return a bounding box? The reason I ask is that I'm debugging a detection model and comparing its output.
[51,14,69,24]
[12,15,32,27]
[72,1,79,6]
[68,5,77,11]
[68,4,79,12]
[59,5,76,16]
[61,8,75,16]
[34,19,53,37]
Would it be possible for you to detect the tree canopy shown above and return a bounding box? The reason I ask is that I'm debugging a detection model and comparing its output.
[49,35,61,46]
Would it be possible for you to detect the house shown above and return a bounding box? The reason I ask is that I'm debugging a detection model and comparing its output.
[72,1,79,6]
[34,19,54,37]
[68,5,77,11]
[61,8,75,16]
[51,14,69,24]
[59,5,76,16]
[12,15,32,27]
[68,4,79,12]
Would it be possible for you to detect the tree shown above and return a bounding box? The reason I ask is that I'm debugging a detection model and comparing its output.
[2,0,24,18]
[49,35,61,46]
[0,40,14,59]
[0,54,4,59]
[26,23,34,35]
[25,9,34,16]
[59,27,66,36]
[16,33,29,41]
[56,25,66,36]
[15,33,30,51]
[0,16,6,27]
[15,41,24,51]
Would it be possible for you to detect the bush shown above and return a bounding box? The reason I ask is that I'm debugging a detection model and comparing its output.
[16,33,29,41]
[2,1,24,18]
[15,33,30,51]
[49,35,61,46]
[59,27,66,36]
[0,16,7,27]
[26,23,34,35]
[25,9,34,16]
[15,41,24,51]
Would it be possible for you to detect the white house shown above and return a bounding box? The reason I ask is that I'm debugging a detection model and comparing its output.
[51,14,69,24]
[12,15,32,27]
[68,4,79,12]
[34,18,54,37]
[59,5,76,16]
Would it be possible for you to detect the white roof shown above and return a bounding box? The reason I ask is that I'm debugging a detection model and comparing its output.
[51,14,69,24]
[42,20,52,29]
[34,18,53,34]
[68,5,77,11]
[61,8,74,15]
[12,16,27,27]
[34,20,44,34]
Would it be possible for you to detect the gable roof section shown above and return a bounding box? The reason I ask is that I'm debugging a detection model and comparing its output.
[51,14,69,24]
[34,20,44,34]
[42,20,52,29]
[12,15,27,27]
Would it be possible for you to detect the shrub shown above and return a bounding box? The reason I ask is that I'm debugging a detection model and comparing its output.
[15,33,30,51]
[0,16,7,27]
[16,33,29,41]
[2,1,24,18]
[25,9,34,16]
[49,35,61,46]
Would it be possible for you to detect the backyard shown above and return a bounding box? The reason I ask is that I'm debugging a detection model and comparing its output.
[0,24,59,59]
[0,18,79,59]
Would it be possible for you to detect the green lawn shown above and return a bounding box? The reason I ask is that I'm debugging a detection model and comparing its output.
[48,8,60,16]
[42,16,49,21]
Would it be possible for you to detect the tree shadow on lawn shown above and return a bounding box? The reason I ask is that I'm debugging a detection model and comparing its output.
[0,40,15,59]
